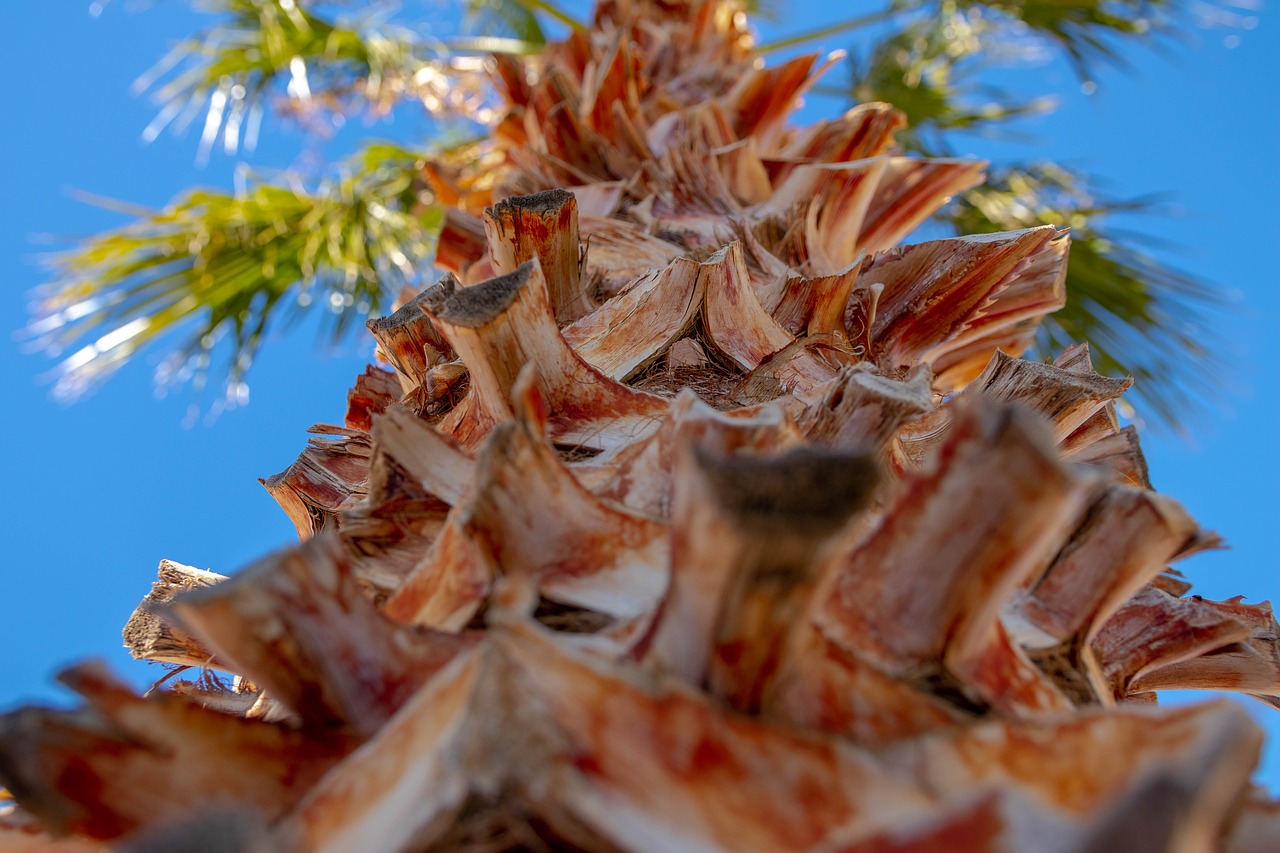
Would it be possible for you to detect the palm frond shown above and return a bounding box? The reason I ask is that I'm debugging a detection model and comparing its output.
[136,1,448,158]
[510,0,587,31]
[958,0,1179,79]
[845,4,1054,152]
[462,0,547,46]
[945,163,1229,430]
[27,144,442,403]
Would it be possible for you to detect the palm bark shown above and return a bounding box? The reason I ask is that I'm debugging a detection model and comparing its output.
[1,2,1275,850]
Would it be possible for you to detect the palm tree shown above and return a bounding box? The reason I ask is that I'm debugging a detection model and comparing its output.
[3,1,1275,850]
[26,0,1225,427]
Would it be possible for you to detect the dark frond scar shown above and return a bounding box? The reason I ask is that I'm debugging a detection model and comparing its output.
[399,272,460,318]
[373,273,457,321]
[437,263,533,328]
[694,446,881,532]
[489,188,575,219]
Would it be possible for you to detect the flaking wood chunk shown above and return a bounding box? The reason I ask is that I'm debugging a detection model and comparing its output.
[1012,483,1202,654]
[365,281,456,395]
[1073,423,1154,488]
[382,512,492,631]
[895,344,1133,468]
[695,445,881,712]
[859,158,988,257]
[330,451,453,599]
[1013,484,1203,676]
[749,158,887,272]
[580,390,802,517]
[1059,399,1121,454]
[1092,586,1257,699]
[433,208,487,275]
[701,243,810,376]
[776,102,905,167]
[452,376,668,621]
[770,264,859,339]
[635,437,880,694]
[978,345,1133,440]
[1129,597,1280,699]
[425,259,668,452]
[854,227,1059,373]
[5,1,1277,850]
[121,560,226,668]
[768,607,973,744]
[344,365,403,432]
[369,407,475,507]
[578,217,687,300]
[484,189,592,324]
[793,363,934,453]
[259,426,372,539]
[927,234,1071,390]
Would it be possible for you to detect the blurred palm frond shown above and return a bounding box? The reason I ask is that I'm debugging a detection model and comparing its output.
[463,0,584,39]
[958,0,1179,78]
[136,1,446,158]
[27,143,442,403]
[946,163,1228,429]
[845,4,1055,152]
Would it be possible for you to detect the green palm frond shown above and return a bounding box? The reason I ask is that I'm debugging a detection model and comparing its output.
[463,0,545,46]
[28,143,442,403]
[742,0,783,22]
[757,3,911,54]
[462,0,587,45]
[843,3,1054,152]
[137,1,431,158]
[958,0,1177,78]
[946,163,1228,429]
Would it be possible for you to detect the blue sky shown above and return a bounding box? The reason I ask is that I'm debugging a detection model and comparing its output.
[1,1,1276,793]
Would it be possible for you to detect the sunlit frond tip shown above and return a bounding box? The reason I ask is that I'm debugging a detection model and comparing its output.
[25,145,443,404]
[134,0,499,159]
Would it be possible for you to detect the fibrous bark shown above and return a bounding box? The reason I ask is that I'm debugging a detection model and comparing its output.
[2,1,1275,851]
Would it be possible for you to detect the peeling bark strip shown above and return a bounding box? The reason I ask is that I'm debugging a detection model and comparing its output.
[4,0,1278,850]
[562,256,703,380]
[1014,483,1202,650]
[259,426,372,539]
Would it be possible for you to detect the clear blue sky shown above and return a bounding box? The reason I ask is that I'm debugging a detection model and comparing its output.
[0,1,1276,792]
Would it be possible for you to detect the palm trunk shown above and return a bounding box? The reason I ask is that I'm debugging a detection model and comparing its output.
[2,2,1277,850]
